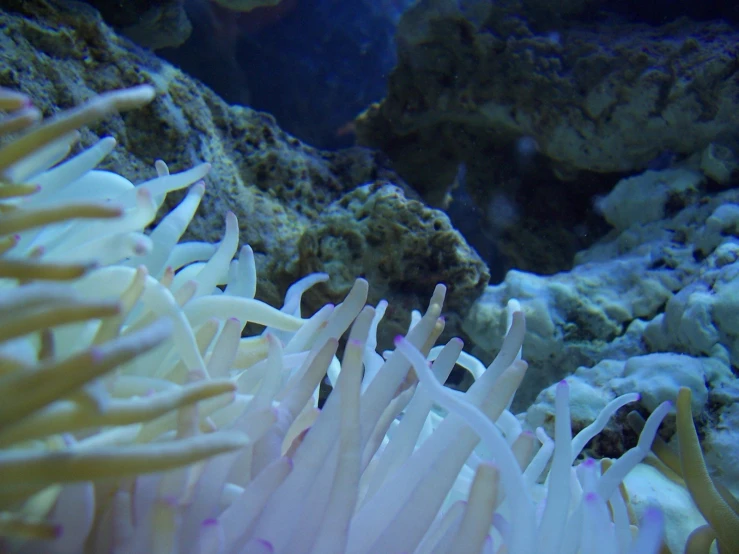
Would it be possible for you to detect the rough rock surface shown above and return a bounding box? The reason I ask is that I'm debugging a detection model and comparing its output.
[356,0,739,203]
[296,183,489,347]
[464,256,676,409]
[0,0,489,343]
[465,162,739,483]
[465,165,739,395]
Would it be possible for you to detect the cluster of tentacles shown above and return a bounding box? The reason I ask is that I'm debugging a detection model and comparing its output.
[0,84,736,554]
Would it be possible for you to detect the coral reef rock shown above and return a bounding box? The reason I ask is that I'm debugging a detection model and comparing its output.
[0,0,489,342]
[357,0,739,202]
[466,163,739,490]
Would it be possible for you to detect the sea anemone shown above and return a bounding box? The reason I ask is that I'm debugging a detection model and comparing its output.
[0,84,676,554]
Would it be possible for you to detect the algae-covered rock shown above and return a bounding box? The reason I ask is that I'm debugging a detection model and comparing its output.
[357,0,739,202]
[0,0,488,337]
[297,182,489,346]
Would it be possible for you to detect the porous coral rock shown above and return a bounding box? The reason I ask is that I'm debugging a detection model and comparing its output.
[463,257,674,409]
[595,169,704,232]
[465,165,739,391]
[357,0,739,202]
[0,0,486,341]
[297,182,489,349]
[467,165,739,507]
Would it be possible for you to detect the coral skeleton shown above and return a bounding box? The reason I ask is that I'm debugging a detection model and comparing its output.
[0,85,694,554]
